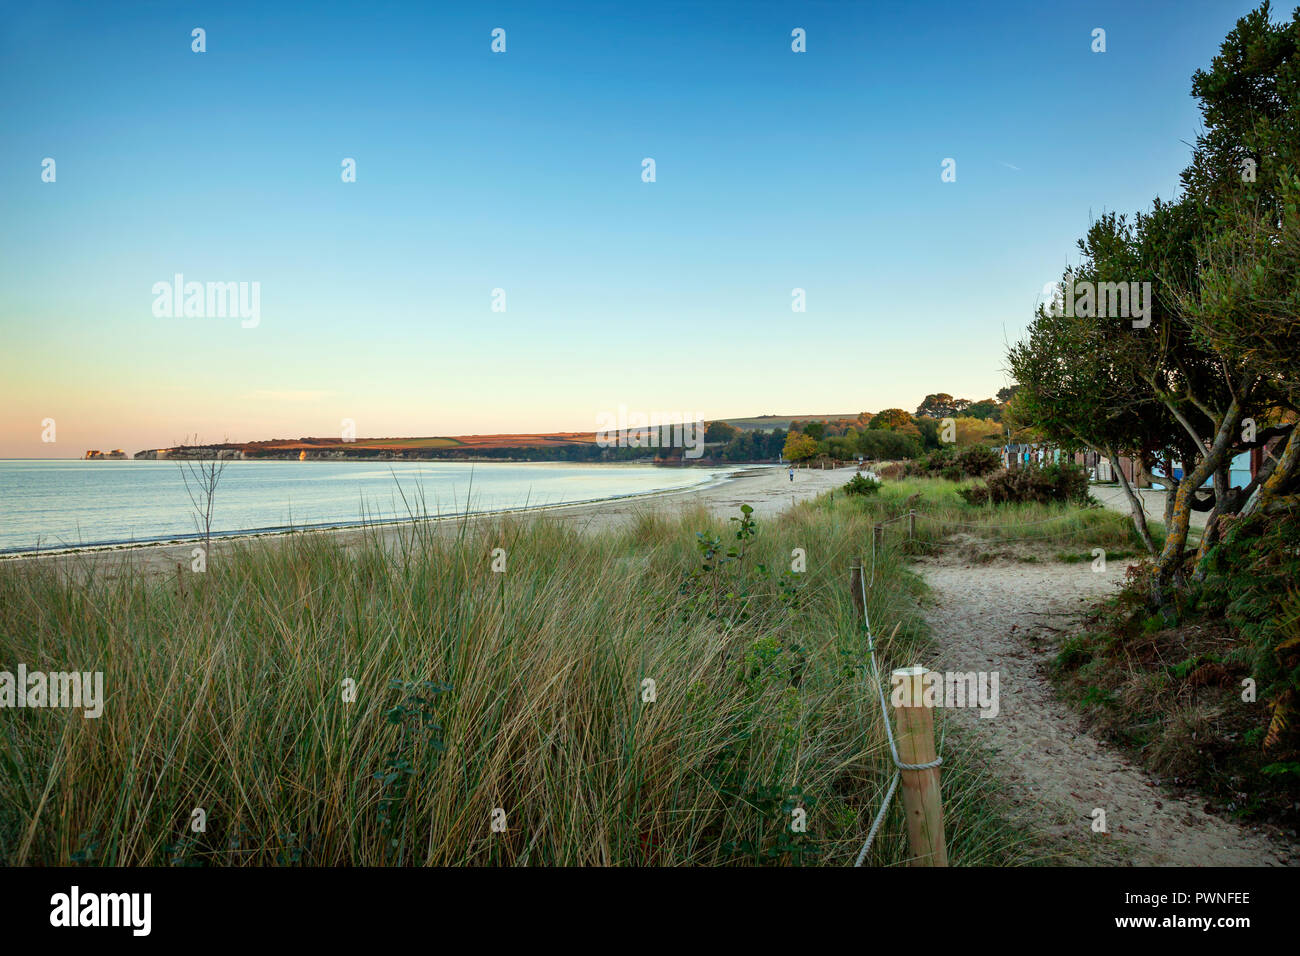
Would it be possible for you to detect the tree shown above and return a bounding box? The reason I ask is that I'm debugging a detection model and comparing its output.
[965,398,1001,421]
[953,416,1002,446]
[915,393,971,419]
[870,408,914,431]
[1008,260,1174,557]
[782,431,819,462]
[1173,176,1300,521]
[1006,2,1300,601]
[178,436,230,563]
[705,421,739,443]
[857,429,921,461]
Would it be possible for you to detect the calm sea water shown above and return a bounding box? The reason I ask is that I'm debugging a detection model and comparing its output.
[0,460,733,554]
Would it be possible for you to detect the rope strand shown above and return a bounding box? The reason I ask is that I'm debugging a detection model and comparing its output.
[853,548,942,866]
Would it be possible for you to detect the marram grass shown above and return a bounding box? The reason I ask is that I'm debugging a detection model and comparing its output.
[0,489,1069,866]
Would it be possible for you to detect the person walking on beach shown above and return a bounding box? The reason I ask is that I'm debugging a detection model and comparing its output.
[788,467,794,482]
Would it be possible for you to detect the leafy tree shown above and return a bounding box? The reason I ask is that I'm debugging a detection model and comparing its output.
[705,421,740,443]
[826,435,858,460]
[1007,2,1300,600]
[782,431,819,462]
[915,393,971,419]
[951,416,1002,447]
[869,408,914,431]
[965,398,1002,421]
[799,421,826,441]
[857,429,921,461]
[913,416,942,451]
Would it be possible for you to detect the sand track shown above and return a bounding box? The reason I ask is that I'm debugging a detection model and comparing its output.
[915,555,1294,866]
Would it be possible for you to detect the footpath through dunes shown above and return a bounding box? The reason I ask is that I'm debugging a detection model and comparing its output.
[915,554,1295,866]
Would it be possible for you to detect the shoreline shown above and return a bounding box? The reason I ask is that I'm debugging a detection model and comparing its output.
[1,463,751,558]
[5,463,856,576]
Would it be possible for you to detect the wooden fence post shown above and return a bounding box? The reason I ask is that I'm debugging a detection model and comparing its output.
[874,523,884,553]
[908,510,916,541]
[891,666,948,866]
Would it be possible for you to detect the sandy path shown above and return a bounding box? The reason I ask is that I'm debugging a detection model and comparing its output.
[5,463,851,578]
[916,556,1294,866]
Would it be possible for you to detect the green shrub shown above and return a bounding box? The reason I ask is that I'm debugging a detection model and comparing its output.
[842,473,881,496]
[904,447,954,477]
[906,444,1001,481]
[958,463,1091,506]
[955,445,1001,477]
[1194,512,1300,758]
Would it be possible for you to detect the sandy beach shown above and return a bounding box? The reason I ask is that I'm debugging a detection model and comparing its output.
[7,463,856,577]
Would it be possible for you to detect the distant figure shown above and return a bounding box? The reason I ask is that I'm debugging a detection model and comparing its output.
[788,467,794,482]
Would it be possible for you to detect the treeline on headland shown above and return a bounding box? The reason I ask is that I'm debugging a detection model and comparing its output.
[130,393,1011,465]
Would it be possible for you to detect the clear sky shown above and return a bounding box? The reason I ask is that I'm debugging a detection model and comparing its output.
[0,0,1268,457]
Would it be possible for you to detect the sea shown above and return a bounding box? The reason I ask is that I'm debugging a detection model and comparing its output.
[0,459,734,554]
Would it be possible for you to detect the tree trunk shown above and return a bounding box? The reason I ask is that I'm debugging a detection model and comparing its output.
[1109,450,1157,556]
[1241,425,1300,517]
[1151,398,1244,605]
[1191,463,1230,581]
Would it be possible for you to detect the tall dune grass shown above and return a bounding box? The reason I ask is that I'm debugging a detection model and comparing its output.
[0,494,1039,866]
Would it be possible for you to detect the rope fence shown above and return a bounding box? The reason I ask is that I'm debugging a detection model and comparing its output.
[851,524,947,867]
[851,503,1109,865]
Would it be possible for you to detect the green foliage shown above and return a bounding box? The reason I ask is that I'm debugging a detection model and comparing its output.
[965,399,1002,422]
[869,408,914,431]
[782,431,819,462]
[856,428,921,461]
[1007,3,1300,595]
[376,679,451,862]
[679,506,802,626]
[955,444,1001,477]
[958,463,1091,507]
[915,393,967,419]
[842,473,881,496]
[717,428,786,462]
[705,420,740,443]
[1194,512,1300,755]
[906,445,1000,481]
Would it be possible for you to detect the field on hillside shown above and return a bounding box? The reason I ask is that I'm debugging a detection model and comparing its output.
[232,433,600,454]
[349,437,463,449]
[722,414,859,431]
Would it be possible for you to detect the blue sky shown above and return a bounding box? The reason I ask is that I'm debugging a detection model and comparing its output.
[0,0,1270,455]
